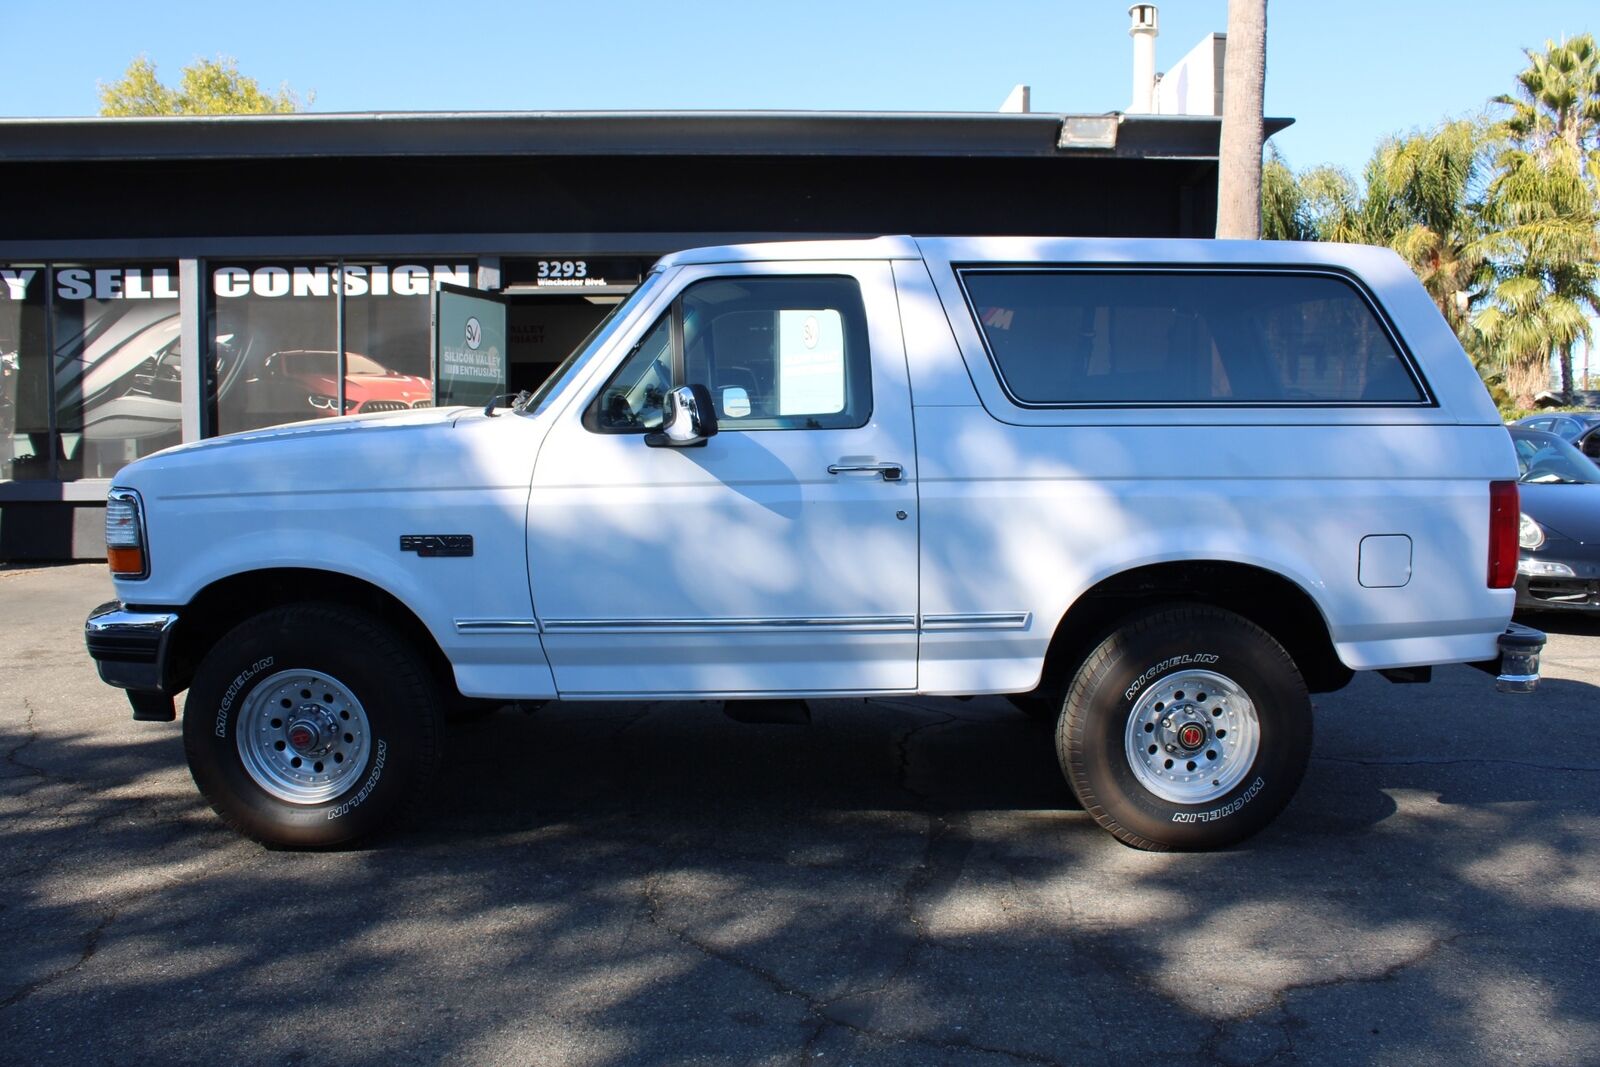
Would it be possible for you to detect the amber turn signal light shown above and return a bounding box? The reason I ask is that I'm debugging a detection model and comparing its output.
[107,546,146,576]
[105,489,149,579]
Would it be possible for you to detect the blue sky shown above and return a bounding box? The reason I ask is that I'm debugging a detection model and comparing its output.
[0,1,1593,176]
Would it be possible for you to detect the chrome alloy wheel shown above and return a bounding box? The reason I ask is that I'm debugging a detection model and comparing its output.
[1124,669,1261,805]
[235,669,372,805]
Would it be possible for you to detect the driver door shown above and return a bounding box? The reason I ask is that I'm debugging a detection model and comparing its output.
[527,261,920,697]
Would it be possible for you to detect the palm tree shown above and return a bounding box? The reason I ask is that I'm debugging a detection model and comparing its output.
[1216,0,1268,238]
[1261,147,1314,240]
[1367,121,1496,341]
[1480,35,1600,403]
[1264,123,1493,344]
[1494,34,1600,181]
[1473,273,1595,406]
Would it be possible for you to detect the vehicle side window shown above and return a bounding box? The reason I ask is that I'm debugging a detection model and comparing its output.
[588,311,672,432]
[959,269,1427,406]
[683,277,870,430]
[589,276,872,433]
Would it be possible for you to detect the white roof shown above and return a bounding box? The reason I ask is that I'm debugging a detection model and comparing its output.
[658,235,1403,274]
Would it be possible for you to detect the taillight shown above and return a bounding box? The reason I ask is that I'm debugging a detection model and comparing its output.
[105,489,148,579]
[1488,480,1518,589]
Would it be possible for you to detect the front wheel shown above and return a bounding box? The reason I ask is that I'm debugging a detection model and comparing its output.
[1057,604,1312,851]
[183,603,443,848]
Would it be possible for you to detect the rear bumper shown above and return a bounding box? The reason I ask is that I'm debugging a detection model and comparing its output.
[84,600,178,694]
[1469,622,1546,694]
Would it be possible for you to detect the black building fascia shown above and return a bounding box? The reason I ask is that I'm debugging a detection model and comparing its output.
[0,110,1293,256]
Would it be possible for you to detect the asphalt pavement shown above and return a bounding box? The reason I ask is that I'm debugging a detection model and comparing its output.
[2,564,1597,1066]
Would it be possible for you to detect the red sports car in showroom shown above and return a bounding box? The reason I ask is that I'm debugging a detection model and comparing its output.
[267,349,434,417]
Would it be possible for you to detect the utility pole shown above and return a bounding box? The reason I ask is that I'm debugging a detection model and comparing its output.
[1215,0,1267,238]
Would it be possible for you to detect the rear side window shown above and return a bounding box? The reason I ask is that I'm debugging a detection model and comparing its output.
[959,269,1426,406]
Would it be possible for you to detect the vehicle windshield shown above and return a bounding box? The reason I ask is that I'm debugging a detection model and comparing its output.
[1511,429,1600,484]
[520,270,665,417]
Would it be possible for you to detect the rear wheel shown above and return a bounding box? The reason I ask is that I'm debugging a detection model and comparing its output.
[183,602,442,848]
[1057,604,1311,851]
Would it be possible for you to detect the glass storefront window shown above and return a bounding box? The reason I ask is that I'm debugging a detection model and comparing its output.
[209,260,471,432]
[52,264,184,479]
[340,262,469,413]
[210,262,339,435]
[1,265,49,480]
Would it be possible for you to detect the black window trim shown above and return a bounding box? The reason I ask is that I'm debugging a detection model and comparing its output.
[953,264,1438,410]
[583,273,874,434]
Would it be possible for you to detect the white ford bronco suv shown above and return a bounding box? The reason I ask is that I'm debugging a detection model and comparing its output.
[85,236,1544,851]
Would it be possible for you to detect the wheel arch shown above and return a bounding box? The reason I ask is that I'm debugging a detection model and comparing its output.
[1037,559,1350,697]
[159,567,457,699]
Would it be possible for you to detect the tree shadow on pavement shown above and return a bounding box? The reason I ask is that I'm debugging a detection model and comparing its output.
[1,681,1597,1066]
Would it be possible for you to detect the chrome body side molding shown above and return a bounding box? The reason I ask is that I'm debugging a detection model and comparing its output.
[540,615,918,635]
[454,618,542,635]
[920,612,1032,631]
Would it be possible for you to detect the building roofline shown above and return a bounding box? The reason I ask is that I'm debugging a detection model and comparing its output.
[0,109,1292,163]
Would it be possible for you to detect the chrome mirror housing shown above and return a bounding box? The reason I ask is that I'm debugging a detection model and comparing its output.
[646,384,718,448]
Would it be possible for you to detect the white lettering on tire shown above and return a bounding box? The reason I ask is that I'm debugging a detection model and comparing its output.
[215,657,275,738]
[327,740,387,820]
[1171,776,1265,823]
[1123,653,1219,701]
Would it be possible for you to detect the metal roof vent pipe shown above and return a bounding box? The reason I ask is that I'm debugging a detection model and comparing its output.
[1129,3,1159,114]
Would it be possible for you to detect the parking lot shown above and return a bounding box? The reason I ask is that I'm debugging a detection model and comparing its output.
[2,563,1598,1065]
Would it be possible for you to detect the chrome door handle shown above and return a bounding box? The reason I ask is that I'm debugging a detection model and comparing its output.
[827,462,904,482]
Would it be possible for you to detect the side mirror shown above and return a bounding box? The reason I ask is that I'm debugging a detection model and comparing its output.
[645,384,718,448]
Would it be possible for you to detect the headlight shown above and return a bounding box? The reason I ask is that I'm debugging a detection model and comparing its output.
[307,393,339,410]
[105,488,149,579]
[1518,558,1576,578]
[1519,513,1545,550]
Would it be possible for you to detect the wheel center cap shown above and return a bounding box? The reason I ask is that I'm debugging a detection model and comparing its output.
[285,705,335,755]
[1177,722,1207,751]
[286,722,318,753]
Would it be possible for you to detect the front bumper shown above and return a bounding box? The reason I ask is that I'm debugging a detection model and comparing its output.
[1515,572,1600,612]
[1469,622,1546,694]
[85,601,179,719]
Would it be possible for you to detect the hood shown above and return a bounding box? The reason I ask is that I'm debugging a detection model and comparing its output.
[1519,481,1600,545]
[148,404,468,461]
[111,404,545,507]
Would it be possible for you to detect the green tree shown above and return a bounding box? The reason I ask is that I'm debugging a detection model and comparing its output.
[99,55,307,116]
[1476,34,1600,405]
[1365,121,1495,342]
[1264,121,1494,345]
[1261,147,1314,240]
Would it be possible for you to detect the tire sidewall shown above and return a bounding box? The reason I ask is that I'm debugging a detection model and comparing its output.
[1066,609,1311,850]
[183,607,431,847]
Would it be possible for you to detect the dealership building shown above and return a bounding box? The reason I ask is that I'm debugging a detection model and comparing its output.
[0,105,1287,559]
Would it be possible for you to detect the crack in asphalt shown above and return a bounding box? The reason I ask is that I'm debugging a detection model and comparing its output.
[1195,931,1470,1067]
[882,705,959,808]
[638,708,1064,1066]
[642,865,1062,1065]
[1315,754,1600,774]
[2,698,48,781]
[0,837,256,1016]
[0,908,116,1012]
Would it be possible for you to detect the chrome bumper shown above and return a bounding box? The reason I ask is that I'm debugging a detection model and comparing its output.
[1470,622,1546,693]
[84,601,178,694]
